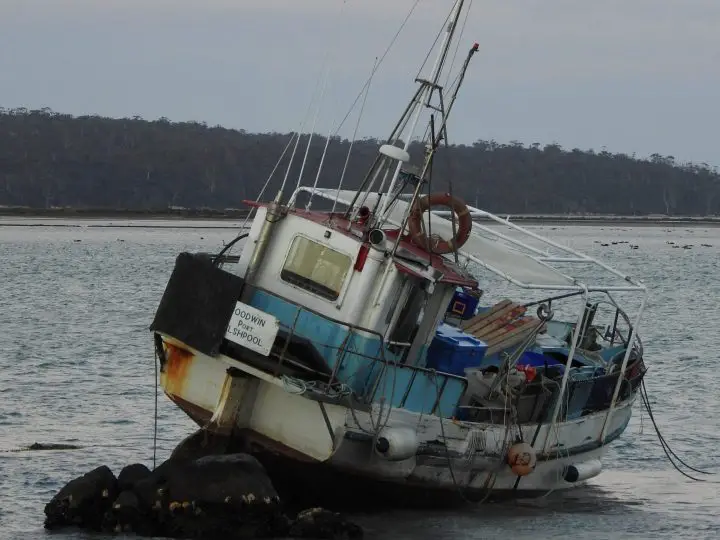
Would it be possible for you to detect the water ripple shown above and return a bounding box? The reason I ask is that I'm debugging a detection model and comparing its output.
[1,223,719,539]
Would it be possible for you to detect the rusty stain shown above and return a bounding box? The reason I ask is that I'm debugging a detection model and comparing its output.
[162,342,194,397]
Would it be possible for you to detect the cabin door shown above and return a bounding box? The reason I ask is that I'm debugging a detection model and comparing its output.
[387,277,428,362]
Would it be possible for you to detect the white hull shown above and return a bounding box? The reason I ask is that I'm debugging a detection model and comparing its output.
[159,334,635,503]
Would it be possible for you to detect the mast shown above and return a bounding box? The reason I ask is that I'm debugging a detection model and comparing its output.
[353,0,478,311]
[345,0,472,228]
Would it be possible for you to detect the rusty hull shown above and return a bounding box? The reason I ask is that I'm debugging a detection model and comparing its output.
[161,342,194,397]
[159,340,216,429]
[158,338,248,436]
[156,334,337,463]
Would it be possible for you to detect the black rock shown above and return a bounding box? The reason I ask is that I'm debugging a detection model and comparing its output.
[169,428,232,463]
[132,466,170,511]
[102,489,156,535]
[159,502,289,540]
[165,453,280,512]
[289,507,364,540]
[118,463,152,492]
[42,443,364,540]
[44,465,118,531]
[25,442,82,451]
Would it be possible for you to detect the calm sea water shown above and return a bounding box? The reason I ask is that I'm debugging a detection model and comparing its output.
[1,218,719,540]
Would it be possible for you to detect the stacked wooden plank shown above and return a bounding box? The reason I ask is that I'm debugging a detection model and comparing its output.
[460,299,545,356]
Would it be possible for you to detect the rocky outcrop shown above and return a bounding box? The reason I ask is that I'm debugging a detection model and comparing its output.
[44,452,362,539]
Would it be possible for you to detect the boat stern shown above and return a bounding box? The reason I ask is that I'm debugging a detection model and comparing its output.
[157,336,248,434]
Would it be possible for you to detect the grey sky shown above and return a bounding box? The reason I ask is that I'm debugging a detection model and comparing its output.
[1,0,718,167]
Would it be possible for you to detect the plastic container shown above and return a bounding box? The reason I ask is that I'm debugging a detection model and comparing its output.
[516,351,564,369]
[425,323,488,376]
[446,288,481,320]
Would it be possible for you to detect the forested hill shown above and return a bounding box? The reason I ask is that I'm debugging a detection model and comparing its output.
[1,108,719,215]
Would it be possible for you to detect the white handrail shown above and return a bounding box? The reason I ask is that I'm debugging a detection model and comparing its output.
[541,286,589,454]
[293,187,648,293]
[439,206,645,288]
[599,290,648,441]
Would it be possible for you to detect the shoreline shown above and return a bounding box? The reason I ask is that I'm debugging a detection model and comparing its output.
[1,208,719,227]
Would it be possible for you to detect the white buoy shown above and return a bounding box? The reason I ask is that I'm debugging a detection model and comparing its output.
[375,427,419,461]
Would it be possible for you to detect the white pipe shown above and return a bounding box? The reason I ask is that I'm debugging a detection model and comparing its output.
[293,187,647,293]
[463,222,549,256]
[599,291,648,442]
[469,209,644,287]
[542,287,589,453]
[539,257,593,263]
[433,208,641,285]
[460,252,643,292]
[423,205,643,289]
[312,189,644,289]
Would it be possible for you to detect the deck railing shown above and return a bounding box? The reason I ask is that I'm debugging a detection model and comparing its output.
[238,285,646,424]
[457,353,646,425]
[244,284,468,417]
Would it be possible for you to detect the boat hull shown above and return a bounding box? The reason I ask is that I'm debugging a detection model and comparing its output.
[157,335,634,510]
[239,436,608,510]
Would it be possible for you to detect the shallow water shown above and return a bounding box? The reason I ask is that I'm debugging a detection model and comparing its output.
[1,220,719,539]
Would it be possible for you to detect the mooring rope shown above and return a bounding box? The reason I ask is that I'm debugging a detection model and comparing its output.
[640,379,717,481]
[152,346,159,470]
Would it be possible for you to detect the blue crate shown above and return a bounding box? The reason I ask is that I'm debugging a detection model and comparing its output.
[425,323,488,376]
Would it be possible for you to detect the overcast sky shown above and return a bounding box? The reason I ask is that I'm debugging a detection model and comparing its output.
[1,0,718,166]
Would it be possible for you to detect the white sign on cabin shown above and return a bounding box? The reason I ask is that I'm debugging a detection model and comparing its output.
[224,301,280,357]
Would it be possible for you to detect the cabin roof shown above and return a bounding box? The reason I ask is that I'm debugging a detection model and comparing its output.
[292,188,645,292]
[245,201,479,289]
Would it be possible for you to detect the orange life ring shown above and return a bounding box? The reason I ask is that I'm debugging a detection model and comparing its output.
[407,193,472,254]
[507,442,537,477]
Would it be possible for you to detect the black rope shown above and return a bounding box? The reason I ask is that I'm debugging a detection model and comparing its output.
[152,347,159,470]
[640,379,715,480]
[213,232,250,266]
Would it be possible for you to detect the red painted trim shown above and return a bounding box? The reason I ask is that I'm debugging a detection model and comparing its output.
[354,243,370,272]
[245,203,478,289]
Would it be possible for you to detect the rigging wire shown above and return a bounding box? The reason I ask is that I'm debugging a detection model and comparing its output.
[329,56,378,215]
[415,6,454,82]
[305,75,343,211]
[330,0,422,138]
[239,132,298,233]
[278,53,330,199]
[292,72,330,200]
[639,379,717,480]
[443,0,474,90]
[252,0,419,215]
[304,122,334,211]
[291,0,351,205]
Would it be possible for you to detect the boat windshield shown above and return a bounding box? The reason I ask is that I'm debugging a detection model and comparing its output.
[281,235,352,301]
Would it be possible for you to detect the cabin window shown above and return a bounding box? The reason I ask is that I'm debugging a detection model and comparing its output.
[281,236,352,301]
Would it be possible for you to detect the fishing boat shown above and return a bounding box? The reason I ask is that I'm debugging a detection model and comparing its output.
[150,0,648,508]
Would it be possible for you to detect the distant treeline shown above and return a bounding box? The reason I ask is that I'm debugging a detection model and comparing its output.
[1,107,719,215]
